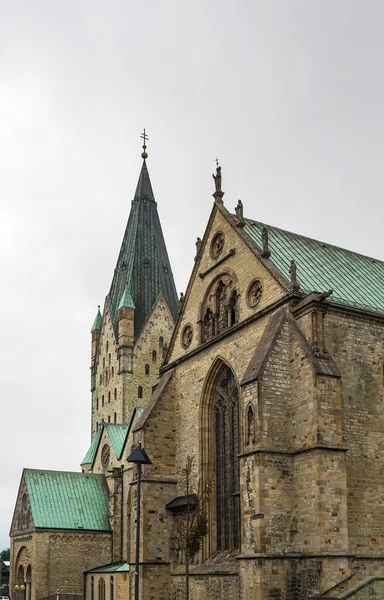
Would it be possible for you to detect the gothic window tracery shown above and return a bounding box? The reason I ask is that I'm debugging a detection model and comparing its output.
[213,368,240,550]
[201,275,239,343]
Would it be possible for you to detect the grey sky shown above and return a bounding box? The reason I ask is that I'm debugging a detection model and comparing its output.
[1,0,384,549]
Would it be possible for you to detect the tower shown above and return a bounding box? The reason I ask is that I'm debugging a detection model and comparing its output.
[90,136,178,434]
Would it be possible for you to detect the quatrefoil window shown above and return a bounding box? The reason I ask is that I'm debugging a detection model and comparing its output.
[211,232,225,259]
[181,324,193,349]
[247,279,263,308]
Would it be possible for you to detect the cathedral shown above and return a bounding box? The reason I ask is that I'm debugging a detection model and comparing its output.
[9,142,384,600]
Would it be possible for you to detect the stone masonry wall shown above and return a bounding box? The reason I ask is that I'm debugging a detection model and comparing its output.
[326,310,384,555]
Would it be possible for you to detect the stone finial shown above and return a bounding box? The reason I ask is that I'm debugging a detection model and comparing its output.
[194,237,202,261]
[212,163,224,204]
[178,292,184,312]
[235,200,245,228]
[289,259,300,291]
[261,227,271,258]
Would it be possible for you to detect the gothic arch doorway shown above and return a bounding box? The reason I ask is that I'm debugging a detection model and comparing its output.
[200,359,240,556]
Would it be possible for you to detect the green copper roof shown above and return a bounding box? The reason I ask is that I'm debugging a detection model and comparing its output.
[117,286,136,310]
[86,562,129,574]
[91,307,102,332]
[24,469,111,531]
[107,160,178,339]
[243,219,384,315]
[81,427,102,465]
[104,424,129,460]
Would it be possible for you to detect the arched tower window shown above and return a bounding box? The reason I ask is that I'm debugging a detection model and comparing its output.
[159,336,164,349]
[114,412,117,423]
[114,388,117,400]
[145,364,150,375]
[138,386,143,399]
[108,391,111,403]
[152,350,157,362]
[96,397,99,410]
[110,576,114,600]
[91,577,94,600]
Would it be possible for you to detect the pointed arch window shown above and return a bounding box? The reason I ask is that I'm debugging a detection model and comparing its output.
[110,577,114,600]
[145,364,150,375]
[152,350,157,363]
[213,367,240,551]
[138,386,143,399]
[98,578,105,600]
[91,577,94,600]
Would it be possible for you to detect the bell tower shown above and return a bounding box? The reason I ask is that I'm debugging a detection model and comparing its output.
[89,134,178,435]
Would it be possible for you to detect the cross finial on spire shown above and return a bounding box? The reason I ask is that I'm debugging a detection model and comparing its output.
[140,129,149,159]
[216,157,219,167]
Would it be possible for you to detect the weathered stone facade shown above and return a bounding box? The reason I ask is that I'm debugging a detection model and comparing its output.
[10,158,384,600]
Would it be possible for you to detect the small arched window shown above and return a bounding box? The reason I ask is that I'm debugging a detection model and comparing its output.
[110,577,114,600]
[114,388,117,400]
[96,421,99,430]
[114,412,117,423]
[138,386,143,398]
[159,336,164,349]
[102,395,104,407]
[99,374,102,384]
[96,398,99,410]
[111,366,114,378]
[246,404,255,445]
[152,350,157,363]
[98,578,105,600]
[108,391,111,403]
[108,415,111,423]
[103,357,105,368]
[91,577,94,600]
[106,341,109,353]
[145,364,150,375]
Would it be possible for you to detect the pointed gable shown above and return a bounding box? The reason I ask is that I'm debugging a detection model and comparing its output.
[107,159,178,339]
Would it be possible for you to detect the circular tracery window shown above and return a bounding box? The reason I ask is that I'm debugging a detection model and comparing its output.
[247,279,263,308]
[211,232,225,259]
[101,444,110,468]
[181,324,193,348]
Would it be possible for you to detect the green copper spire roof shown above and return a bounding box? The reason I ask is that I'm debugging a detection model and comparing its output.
[117,285,136,310]
[91,306,102,332]
[107,159,178,338]
[23,468,111,531]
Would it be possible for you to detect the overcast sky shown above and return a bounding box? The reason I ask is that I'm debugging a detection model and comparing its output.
[1,0,384,550]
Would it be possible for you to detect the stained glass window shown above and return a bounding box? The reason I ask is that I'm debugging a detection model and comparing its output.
[214,368,240,550]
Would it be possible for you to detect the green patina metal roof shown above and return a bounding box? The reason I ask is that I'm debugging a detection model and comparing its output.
[81,427,102,465]
[86,562,129,574]
[117,286,136,310]
[91,307,102,332]
[81,410,145,468]
[104,424,129,460]
[107,159,178,339]
[243,218,384,314]
[24,469,111,531]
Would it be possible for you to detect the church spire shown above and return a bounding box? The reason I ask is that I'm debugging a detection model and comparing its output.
[107,136,178,339]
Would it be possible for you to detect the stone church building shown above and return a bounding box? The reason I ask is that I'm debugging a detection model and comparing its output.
[9,145,384,600]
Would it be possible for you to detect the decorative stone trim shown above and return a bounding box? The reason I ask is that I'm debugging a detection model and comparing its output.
[181,324,193,349]
[199,249,236,279]
[246,279,263,308]
[210,231,225,259]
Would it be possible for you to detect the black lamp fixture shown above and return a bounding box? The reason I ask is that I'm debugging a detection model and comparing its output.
[127,443,152,600]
